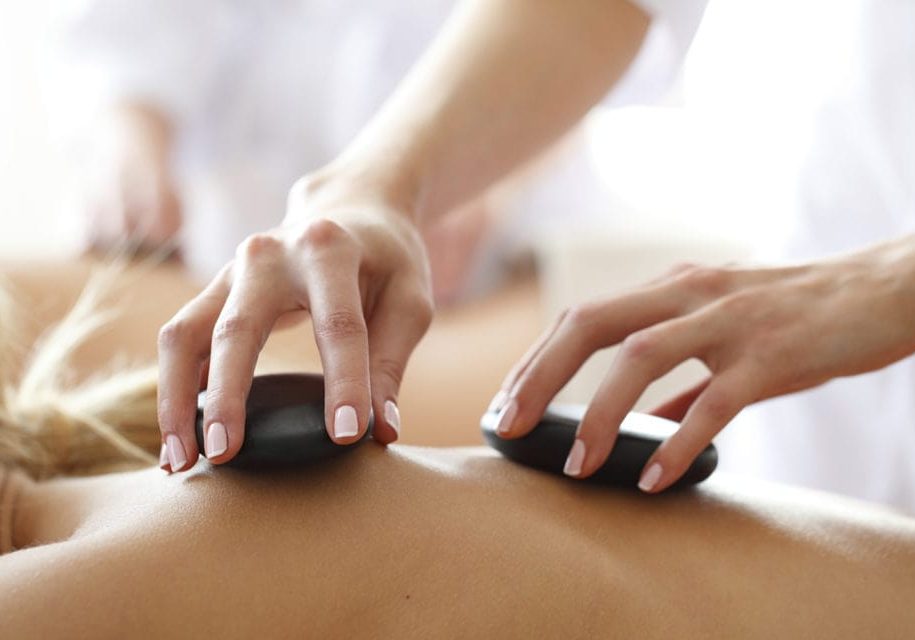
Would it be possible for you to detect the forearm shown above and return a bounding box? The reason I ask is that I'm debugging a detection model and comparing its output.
[317,0,650,222]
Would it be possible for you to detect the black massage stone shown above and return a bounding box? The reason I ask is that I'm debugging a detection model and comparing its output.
[481,404,717,489]
[194,372,370,470]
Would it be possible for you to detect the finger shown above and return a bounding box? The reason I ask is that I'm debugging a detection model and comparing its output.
[565,317,713,479]
[297,222,371,444]
[366,281,434,445]
[203,237,294,463]
[647,261,699,286]
[496,287,681,439]
[638,369,751,493]
[648,377,711,422]
[157,266,231,472]
[492,311,595,439]
[488,310,568,414]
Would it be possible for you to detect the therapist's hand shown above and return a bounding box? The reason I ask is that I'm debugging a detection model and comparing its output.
[79,103,182,254]
[490,236,915,492]
[156,171,433,471]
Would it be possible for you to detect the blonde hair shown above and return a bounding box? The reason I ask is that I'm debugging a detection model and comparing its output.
[0,269,162,479]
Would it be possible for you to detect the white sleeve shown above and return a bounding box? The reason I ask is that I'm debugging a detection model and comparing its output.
[603,0,710,107]
[47,0,235,135]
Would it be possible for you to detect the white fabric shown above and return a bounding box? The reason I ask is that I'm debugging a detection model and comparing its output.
[50,0,705,280]
[695,0,915,513]
[610,0,709,107]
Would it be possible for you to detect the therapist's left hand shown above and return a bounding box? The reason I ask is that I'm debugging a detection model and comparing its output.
[490,235,915,492]
[156,170,434,472]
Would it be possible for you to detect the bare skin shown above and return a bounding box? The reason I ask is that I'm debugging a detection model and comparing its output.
[0,256,541,447]
[3,257,915,637]
[493,234,915,491]
[2,446,915,639]
[155,0,651,470]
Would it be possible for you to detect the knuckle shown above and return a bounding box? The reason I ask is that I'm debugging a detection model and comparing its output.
[325,374,371,401]
[202,387,247,420]
[717,291,756,318]
[236,232,282,262]
[213,313,264,344]
[287,175,313,203]
[679,265,731,298]
[699,388,737,423]
[665,262,699,279]
[286,174,329,207]
[563,303,605,346]
[556,303,605,352]
[314,309,366,341]
[619,330,661,362]
[294,218,353,253]
[406,293,435,330]
[156,396,191,430]
[513,383,547,419]
[158,317,196,351]
[201,385,237,408]
[564,303,596,328]
[373,357,405,391]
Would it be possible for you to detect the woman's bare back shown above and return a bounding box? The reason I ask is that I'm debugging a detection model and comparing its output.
[3,444,914,639]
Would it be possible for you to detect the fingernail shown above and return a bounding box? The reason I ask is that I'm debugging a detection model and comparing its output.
[639,462,663,492]
[563,438,586,477]
[384,400,401,437]
[487,390,508,413]
[159,443,170,471]
[205,422,228,458]
[166,434,187,471]
[495,398,518,436]
[334,405,359,439]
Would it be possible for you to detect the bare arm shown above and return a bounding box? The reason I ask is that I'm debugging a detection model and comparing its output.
[317,0,650,222]
[157,0,651,469]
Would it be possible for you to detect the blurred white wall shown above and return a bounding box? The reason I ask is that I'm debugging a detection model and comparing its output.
[0,0,70,259]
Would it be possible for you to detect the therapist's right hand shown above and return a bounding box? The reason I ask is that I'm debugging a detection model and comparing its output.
[156,171,434,472]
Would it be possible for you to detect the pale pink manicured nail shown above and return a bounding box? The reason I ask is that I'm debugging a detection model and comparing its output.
[487,390,508,413]
[639,462,663,492]
[159,443,170,471]
[334,405,359,438]
[384,400,401,437]
[495,398,518,436]
[563,438,586,477]
[166,434,187,471]
[205,422,228,458]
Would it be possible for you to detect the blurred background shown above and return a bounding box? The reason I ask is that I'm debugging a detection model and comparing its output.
[0,0,796,408]
[0,1,70,257]
[0,0,796,256]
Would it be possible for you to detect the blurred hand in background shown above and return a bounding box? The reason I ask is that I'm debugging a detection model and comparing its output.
[79,103,181,254]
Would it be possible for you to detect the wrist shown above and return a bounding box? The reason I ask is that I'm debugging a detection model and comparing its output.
[291,156,423,225]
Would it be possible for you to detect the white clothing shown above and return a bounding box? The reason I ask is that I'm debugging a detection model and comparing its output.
[50,0,706,280]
